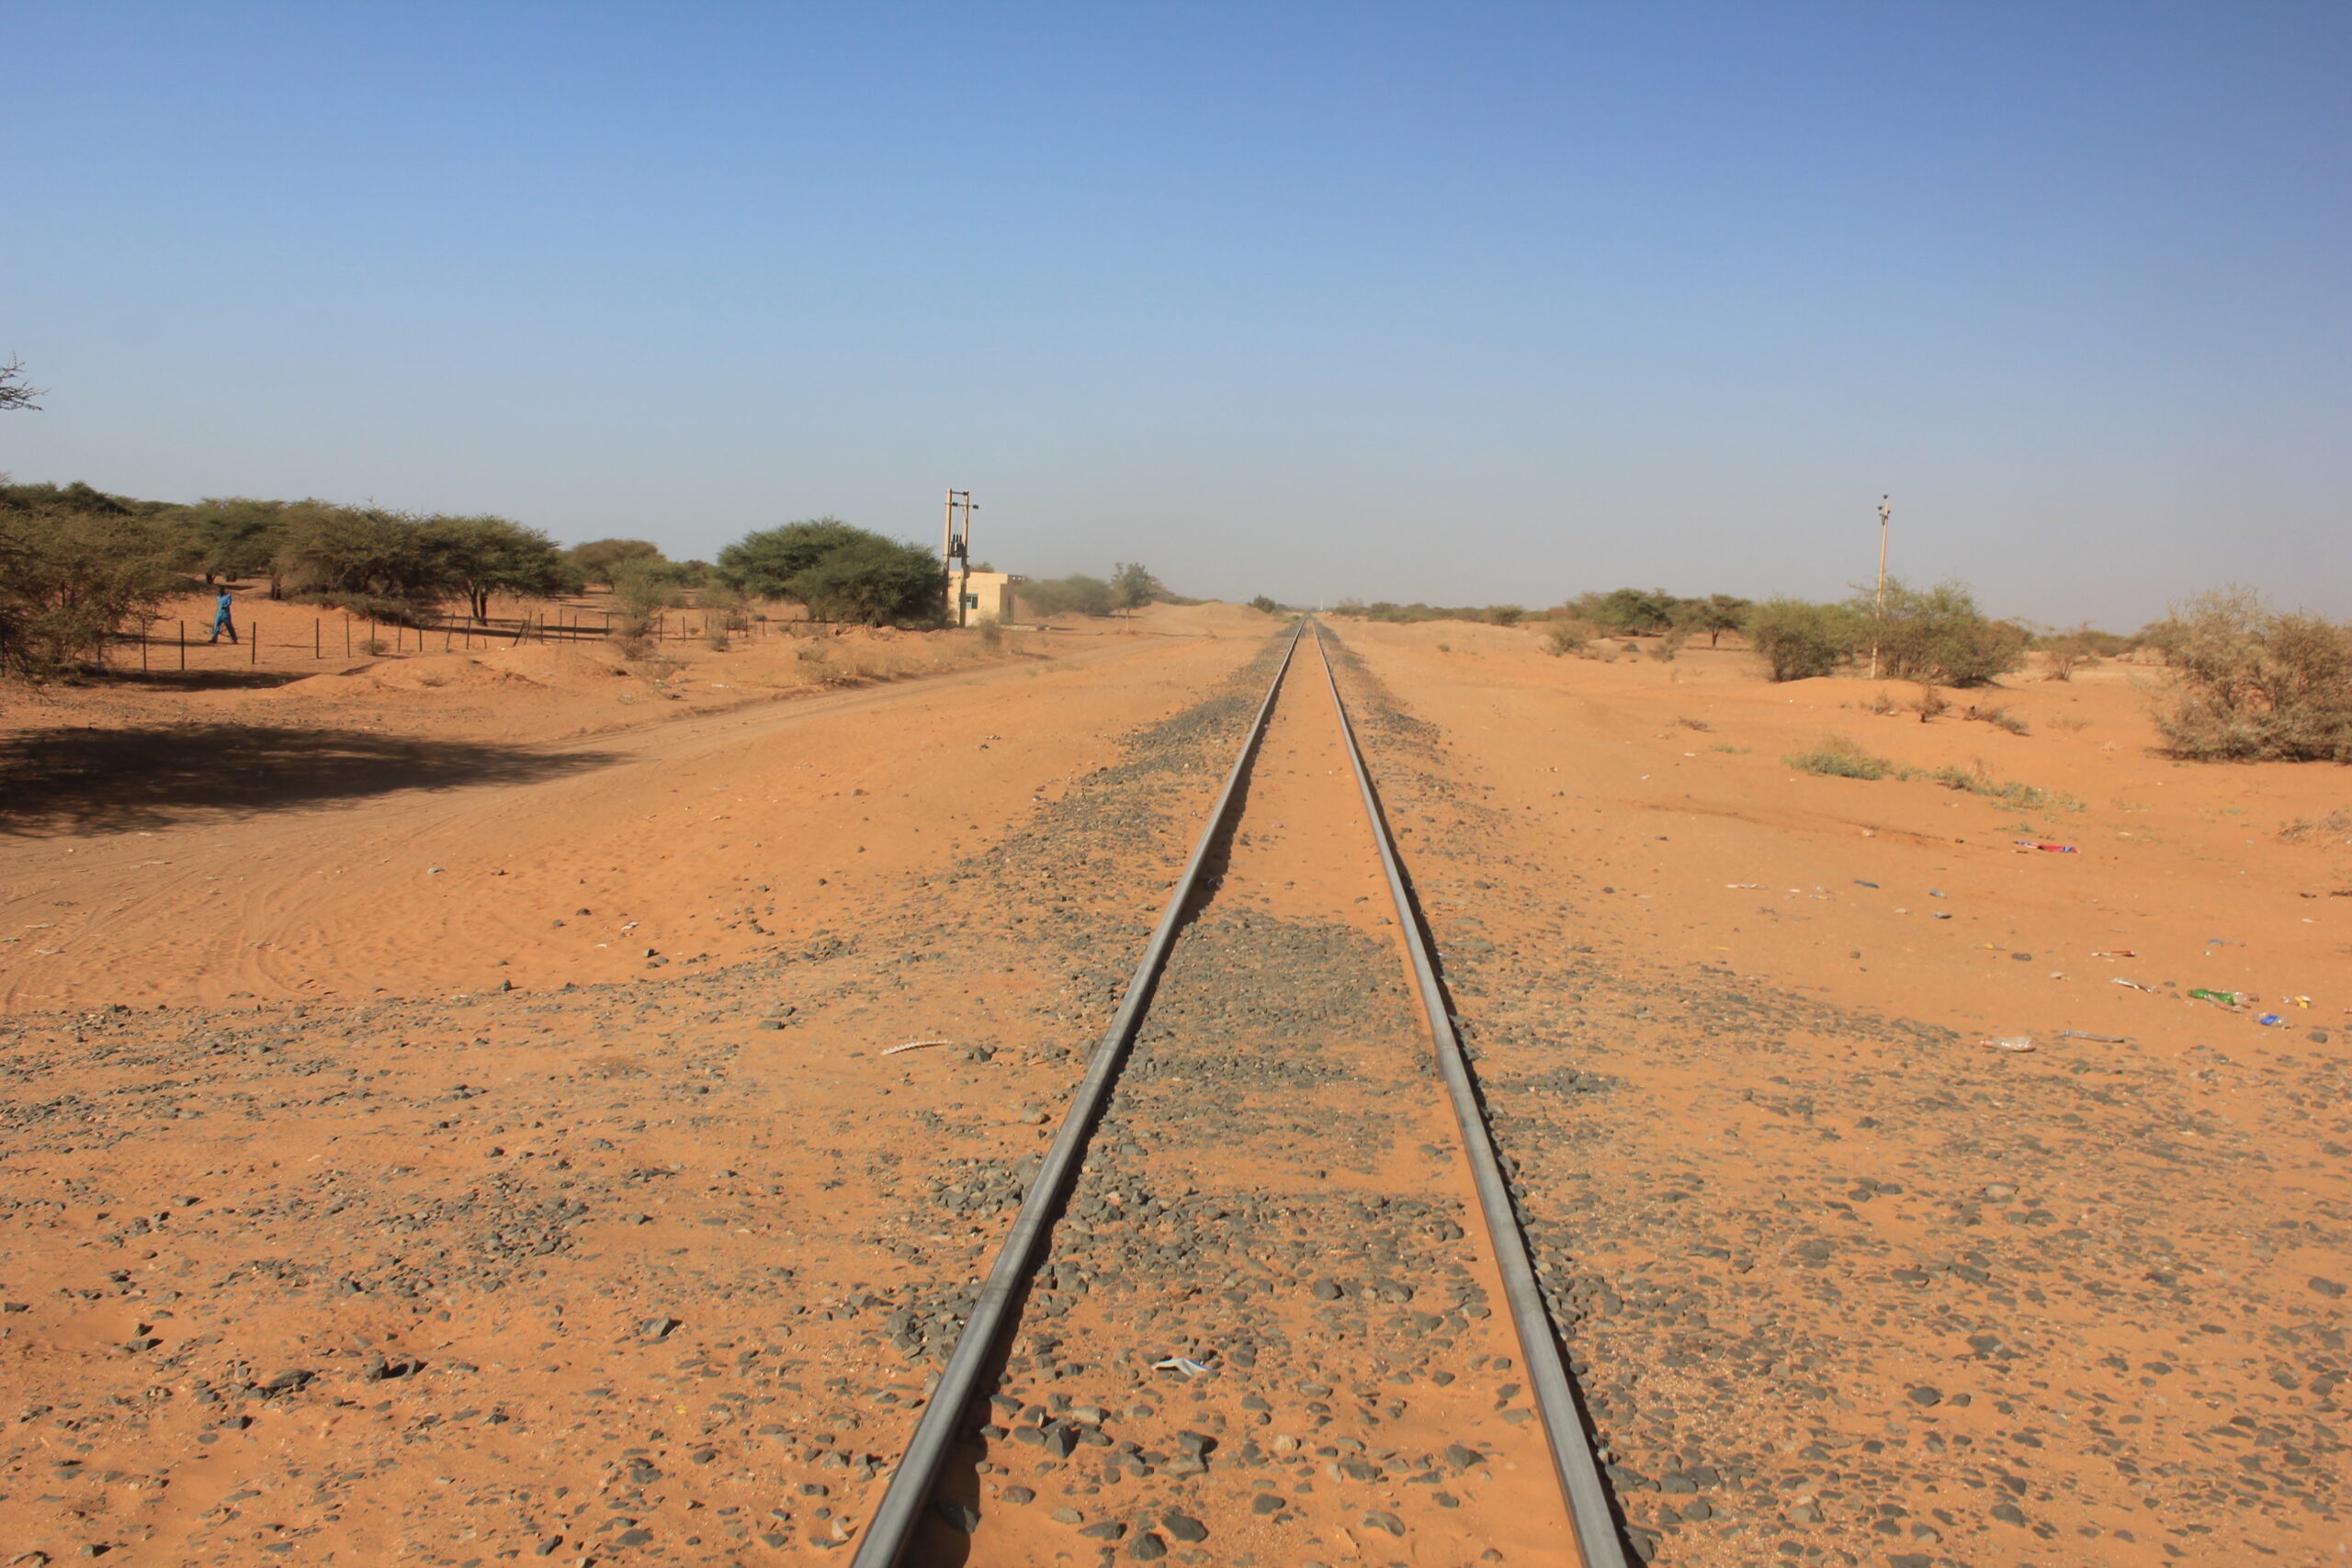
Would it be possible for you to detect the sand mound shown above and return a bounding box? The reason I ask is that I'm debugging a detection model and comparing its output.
[470,644,635,684]
[277,645,632,697]
[1140,600,1290,634]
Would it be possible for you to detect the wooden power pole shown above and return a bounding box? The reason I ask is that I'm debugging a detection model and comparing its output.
[1869,494,1891,680]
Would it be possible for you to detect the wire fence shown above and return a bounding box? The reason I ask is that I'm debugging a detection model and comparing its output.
[102,604,786,676]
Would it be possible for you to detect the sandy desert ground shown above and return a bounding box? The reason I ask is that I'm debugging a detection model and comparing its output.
[0,604,2345,1568]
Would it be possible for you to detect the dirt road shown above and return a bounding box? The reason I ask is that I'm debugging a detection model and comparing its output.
[0,612,2344,1567]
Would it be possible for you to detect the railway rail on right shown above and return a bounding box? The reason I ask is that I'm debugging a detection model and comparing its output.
[849,619,1627,1567]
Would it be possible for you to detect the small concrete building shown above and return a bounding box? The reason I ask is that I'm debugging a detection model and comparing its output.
[950,571,1023,625]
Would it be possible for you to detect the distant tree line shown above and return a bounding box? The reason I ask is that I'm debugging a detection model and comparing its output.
[0,480,591,676]
[0,477,1193,680]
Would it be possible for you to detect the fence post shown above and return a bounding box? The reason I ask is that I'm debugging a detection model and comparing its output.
[314,618,322,660]
[179,621,187,671]
[252,623,260,664]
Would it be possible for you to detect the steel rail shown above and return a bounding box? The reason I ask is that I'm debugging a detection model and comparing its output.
[1312,621,1628,1568]
[848,617,1307,1568]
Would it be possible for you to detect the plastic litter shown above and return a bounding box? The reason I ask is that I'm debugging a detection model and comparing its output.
[1152,1356,1211,1378]
[1978,1035,2036,1052]
[1854,880,1879,888]
[2016,841,2076,853]
[2059,1031,2130,1043]
[2188,988,2240,1007]
[2257,1014,2284,1027]
[2110,977,2157,992]
[879,1039,956,1056]
[2090,950,2136,959]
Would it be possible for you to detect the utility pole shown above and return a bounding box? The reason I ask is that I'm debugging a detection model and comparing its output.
[942,490,976,626]
[1869,494,1891,680]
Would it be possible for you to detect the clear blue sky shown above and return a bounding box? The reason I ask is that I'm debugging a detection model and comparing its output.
[5,3,2346,626]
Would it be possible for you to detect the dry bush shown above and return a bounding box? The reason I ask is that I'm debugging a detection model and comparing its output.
[1542,621,1588,657]
[1861,580,2026,686]
[1865,689,1897,716]
[1965,703,2030,735]
[1785,733,1890,780]
[2279,809,2352,846]
[1749,598,1860,682]
[2147,588,2352,761]
[1913,683,1950,720]
[2050,715,2091,735]
[1904,758,2079,812]
[1674,716,1713,732]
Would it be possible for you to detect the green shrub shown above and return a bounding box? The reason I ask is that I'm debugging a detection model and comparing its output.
[715,519,941,626]
[2144,587,2352,761]
[1486,604,1526,626]
[611,558,681,636]
[716,519,865,598]
[1111,562,1163,615]
[567,537,665,586]
[1247,594,1284,615]
[1587,587,1674,634]
[1785,734,1889,779]
[1856,579,2026,686]
[1748,598,1860,682]
[787,534,943,626]
[1542,621,1588,657]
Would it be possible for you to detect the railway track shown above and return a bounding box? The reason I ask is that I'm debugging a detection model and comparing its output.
[851,620,1625,1567]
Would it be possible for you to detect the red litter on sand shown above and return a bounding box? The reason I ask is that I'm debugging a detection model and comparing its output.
[2016,841,2076,853]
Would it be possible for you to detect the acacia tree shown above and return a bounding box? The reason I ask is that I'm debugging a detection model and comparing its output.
[716,518,866,598]
[426,514,571,622]
[275,505,451,615]
[185,497,294,589]
[0,356,41,412]
[568,537,664,585]
[1110,561,1162,615]
[0,483,182,678]
[788,534,944,625]
[1680,593,1752,648]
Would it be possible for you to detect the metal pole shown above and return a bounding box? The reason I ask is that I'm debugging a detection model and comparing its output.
[958,496,975,629]
[179,621,186,671]
[1870,495,1889,681]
